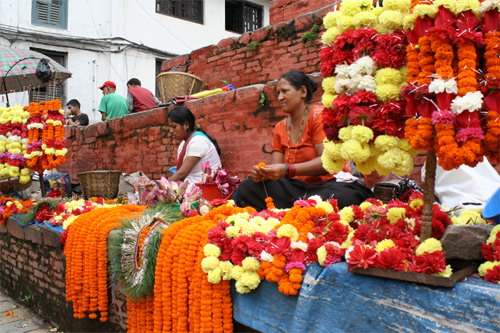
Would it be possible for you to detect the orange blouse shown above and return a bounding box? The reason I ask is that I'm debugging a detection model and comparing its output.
[272,105,333,184]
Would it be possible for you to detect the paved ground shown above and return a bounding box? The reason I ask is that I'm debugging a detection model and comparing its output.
[0,289,58,333]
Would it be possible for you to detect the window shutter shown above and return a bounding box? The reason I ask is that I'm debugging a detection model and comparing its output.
[33,0,67,29]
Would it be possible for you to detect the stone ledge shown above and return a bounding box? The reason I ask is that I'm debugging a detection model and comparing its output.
[3,216,62,248]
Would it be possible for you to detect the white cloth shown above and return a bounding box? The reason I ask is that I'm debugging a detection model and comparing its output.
[177,135,221,185]
[422,158,500,211]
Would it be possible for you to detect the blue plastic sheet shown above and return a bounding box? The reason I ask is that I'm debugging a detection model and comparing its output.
[11,213,34,227]
[232,263,500,332]
[43,222,63,233]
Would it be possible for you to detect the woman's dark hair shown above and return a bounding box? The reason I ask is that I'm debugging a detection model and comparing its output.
[279,70,318,102]
[167,106,221,155]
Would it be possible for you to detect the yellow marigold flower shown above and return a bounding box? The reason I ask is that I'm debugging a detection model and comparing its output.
[351,125,374,143]
[487,225,500,245]
[323,11,341,29]
[341,140,371,164]
[240,222,261,236]
[410,198,424,210]
[339,125,353,141]
[360,201,373,210]
[416,238,442,255]
[323,139,343,160]
[403,13,417,30]
[322,92,336,108]
[317,245,327,267]
[371,6,385,17]
[341,231,355,249]
[378,10,403,30]
[383,0,411,11]
[241,257,261,272]
[375,68,403,86]
[413,4,439,18]
[316,201,334,215]
[225,226,241,238]
[451,210,487,225]
[339,15,355,30]
[340,206,355,223]
[340,0,373,16]
[352,11,377,28]
[249,216,265,225]
[266,217,280,225]
[387,207,406,225]
[277,224,299,241]
[218,261,234,280]
[203,244,221,258]
[260,225,275,235]
[398,137,420,157]
[375,84,401,102]
[375,239,396,253]
[433,264,453,277]
[201,256,220,273]
[321,154,345,174]
[231,265,245,280]
[356,155,377,175]
[235,281,251,294]
[322,27,342,46]
[207,267,223,284]
[478,261,500,277]
[374,135,399,151]
[322,76,337,94]
[238,272,261,290]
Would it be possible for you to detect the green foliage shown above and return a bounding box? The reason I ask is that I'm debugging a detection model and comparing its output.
[248,41,260,51]
[221,79,230,86]
[19,198,68,226]
[301,24,319,44]
[259,92,266,107]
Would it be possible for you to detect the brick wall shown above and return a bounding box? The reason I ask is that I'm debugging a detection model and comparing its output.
[0,219,125,332]
[269,0,340,24]
[160,5,335,92]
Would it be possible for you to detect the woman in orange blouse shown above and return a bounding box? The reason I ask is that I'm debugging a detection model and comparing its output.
[236,70,373,210]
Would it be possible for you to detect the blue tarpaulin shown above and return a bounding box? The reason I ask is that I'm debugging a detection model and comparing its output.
[232,263,500,333]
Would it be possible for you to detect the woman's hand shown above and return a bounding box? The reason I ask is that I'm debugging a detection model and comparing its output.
[258,164,287,181]
[250,165,264,182]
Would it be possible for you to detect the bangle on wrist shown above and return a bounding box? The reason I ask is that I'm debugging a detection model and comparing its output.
[286,163,296,178]
[283,163,289,177]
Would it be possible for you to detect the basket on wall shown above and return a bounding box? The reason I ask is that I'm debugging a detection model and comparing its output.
[156,72,203,103]
[78,170,122,200]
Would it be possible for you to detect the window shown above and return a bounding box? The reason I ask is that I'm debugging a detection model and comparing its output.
[225,1,263,34]
[156,0,203,24]
[29,49,67,104]
[32,0,67,29]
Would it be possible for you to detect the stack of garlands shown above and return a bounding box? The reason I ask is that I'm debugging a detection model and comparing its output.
[64,205,144,322]
[403,0,500,170]
[320,0,420,177]
[0,105,31,183]
[479,224,500,284]
[25,99,67,173]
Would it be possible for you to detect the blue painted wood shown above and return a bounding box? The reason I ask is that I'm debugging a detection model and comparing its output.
[232,263,500,332]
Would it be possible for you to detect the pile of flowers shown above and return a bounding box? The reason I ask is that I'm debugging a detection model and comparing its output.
[0,196,34,225]
[0,105,31,183]
[24,99,68,173]
[200,161,242,195]
[319,0,420,177]
[203,191,457,296]
[479,225,500,284]
[403,0,500,170]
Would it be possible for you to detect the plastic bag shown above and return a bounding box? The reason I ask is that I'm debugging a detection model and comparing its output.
[36,59,52,82]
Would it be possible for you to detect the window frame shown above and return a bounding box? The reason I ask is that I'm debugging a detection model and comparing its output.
[225,0,263,34]
[156,0,204,25]
[31,0,68,29]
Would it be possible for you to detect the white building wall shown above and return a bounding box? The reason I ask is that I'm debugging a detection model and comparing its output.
[0,0,270,123]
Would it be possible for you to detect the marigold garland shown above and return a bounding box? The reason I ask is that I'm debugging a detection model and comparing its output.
[64,205,144,321]
[416,36,435,86]
[484,111,500,161]
[456,40,478,96]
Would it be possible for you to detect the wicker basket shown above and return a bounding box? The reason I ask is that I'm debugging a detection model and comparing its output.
[156,72,203,103]
[78,170,122,200]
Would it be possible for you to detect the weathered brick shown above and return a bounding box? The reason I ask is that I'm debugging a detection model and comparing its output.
[24,224,43,245]
[6,218,24,239]
[41,226,62,248]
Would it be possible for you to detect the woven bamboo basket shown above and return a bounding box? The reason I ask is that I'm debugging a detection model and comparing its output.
[78,170,121,200]
[156,72,203,103]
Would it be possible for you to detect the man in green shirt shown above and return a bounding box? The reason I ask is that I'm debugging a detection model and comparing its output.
[98,81,128,120]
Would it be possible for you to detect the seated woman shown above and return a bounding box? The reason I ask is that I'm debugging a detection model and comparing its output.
[236,70,373,210]
[167,106,221,185]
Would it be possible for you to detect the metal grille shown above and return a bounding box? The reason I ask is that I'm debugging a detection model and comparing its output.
[156,0,203,24]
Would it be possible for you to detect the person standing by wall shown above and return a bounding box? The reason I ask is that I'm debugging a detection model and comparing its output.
[65,99,89,126]
[98,81,128,121]
[127,78,159,112]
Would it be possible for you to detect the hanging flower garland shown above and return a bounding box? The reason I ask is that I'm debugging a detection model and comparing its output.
[64,205,144,322]
[320,0,419,177]
[479,225,500,284]
[0,105,31,183]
